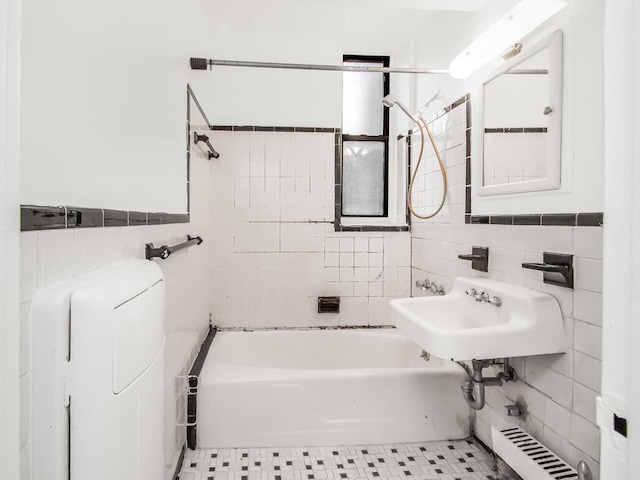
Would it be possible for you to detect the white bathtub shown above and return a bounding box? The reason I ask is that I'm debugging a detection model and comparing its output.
[197,328,469,448]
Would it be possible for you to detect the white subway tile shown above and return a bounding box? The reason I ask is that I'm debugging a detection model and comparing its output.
[354,238,369,252]
[323,267,340,283]
[74,228,104,275]
[340,297,368,326]
[367,297,392,326]
[545,226,574,253]
[324,252,339,267]
[572,382,598,424]
[37,229,75,286]
[354,252,368,267]
[339,252,354,267]
[544,399,572,440]
[574,258,603,293]
[369,238,383,252]
[525,360,573,408]
[353,282,368,297]
[368,252,383,267]
[570,413,600,461]
[338,282,354,297]
[339,267,355,282]
[20,232,38,303]
[574,351,602,393]
[353,267,368,282]
[574,320,602,359]
[573,289,603,326]
[573,227,603,260]
[340,237,354,252]
[383,282,398,297]
[324,237,340,253]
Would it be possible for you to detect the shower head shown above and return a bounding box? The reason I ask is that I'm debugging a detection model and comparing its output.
[381,94,419,123]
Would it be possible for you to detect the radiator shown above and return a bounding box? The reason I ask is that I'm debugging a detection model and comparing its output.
[492,426,579,480]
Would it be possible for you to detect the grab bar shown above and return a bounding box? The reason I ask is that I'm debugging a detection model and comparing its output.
[145,235,203,260]
[193,132,220,159]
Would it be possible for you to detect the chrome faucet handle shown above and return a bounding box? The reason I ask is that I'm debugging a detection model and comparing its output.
[474,289,488,302]
[436,285,446,296]
[415,279,431,290]
[465,288,477,296]
[489,296,502,307]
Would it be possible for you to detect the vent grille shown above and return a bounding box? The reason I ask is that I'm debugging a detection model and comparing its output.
[492,426,578,480]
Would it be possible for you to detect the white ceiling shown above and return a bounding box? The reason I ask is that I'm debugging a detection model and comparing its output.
[202,0,489,56]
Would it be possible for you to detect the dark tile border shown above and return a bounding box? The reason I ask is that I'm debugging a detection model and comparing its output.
[21,205,66,231]
[577,212,604,226]
[469,213,603,227]
[542,213,579,226]
[128,211,147,226]
[67,207,103,228]
[20,205,189,231]
[210,125,341,133]
[484,127,548,133]
[104,209,128,227]
[337,225,410,232]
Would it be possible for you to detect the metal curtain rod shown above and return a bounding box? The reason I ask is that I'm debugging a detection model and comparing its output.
[190,57,449,75]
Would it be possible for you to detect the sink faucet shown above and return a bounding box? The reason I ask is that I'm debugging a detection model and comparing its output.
[474,289,489,302]
[467,288,502,307]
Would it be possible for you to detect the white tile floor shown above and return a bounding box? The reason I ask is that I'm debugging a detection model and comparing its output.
[178,440,496,480]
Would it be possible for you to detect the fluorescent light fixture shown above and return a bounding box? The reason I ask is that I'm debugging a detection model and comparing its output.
[448,0,567,79]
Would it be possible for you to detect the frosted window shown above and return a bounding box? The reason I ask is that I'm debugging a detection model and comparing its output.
[342,141,386,216]
[342,61,385,136]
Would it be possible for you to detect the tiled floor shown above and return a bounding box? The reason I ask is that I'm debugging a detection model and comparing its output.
[178,440,496,480]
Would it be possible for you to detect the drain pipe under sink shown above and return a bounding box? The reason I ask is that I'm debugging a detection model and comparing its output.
[457,359,517,410]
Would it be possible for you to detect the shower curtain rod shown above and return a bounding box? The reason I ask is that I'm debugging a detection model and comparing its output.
[190,57,449,75]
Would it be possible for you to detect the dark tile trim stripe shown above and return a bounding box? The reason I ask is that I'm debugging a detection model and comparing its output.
[104,209,128,227]
[542,213,578,226]
[147,213,162,225]
[21,206,66,231]
[469,213,603,227]
[577,212,604,226]
[420,94,469,127]
[484,127,548,133]
[337,225,410,232]
[489,215,513,225]
[67,207,103,228]
[128,211,147,226]
[513,214,542,225]
[20,205,189,232]
[210,125,341,133]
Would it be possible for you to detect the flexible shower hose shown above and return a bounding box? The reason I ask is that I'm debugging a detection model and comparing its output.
[406,115,448,219]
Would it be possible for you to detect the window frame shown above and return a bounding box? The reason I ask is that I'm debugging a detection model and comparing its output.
[340,55,390,218]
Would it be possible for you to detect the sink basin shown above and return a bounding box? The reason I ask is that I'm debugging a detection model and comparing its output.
[390,277,565,361]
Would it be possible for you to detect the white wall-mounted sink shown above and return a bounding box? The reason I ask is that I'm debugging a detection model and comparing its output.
[390,277,565,361]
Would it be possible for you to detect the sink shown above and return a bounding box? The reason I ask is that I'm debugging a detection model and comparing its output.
[390,277,565,361]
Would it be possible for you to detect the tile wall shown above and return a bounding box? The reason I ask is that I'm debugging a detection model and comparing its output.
[409,98,603,477]
[207,129,411,329]
[407,97,469,225]
[19,142,213,480]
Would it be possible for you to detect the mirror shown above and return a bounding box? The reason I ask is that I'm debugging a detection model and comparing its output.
[477,30,563,196]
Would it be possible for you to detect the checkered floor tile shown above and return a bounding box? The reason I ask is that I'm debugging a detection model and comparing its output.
[178,440,496,480]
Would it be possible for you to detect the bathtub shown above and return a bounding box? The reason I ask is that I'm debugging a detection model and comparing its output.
[197,328,469,448]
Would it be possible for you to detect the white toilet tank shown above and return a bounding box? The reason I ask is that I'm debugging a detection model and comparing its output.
[31,260,165,480]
